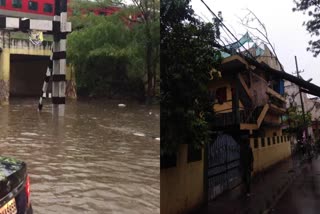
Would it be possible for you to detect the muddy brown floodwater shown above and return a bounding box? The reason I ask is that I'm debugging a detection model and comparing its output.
[0,99,160,214]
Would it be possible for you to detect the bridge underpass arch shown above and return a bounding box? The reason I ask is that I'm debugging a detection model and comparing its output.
[10,54,50,98]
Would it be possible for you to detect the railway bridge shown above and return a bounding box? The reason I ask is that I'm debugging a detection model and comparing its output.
[0,31,75,104]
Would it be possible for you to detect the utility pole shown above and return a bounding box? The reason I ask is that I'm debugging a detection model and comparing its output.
[294,56,308,138]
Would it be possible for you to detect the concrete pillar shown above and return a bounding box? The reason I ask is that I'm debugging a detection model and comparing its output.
[52,0,67,116]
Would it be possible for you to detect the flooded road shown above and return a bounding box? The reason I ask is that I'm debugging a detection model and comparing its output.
[0,99,160,213]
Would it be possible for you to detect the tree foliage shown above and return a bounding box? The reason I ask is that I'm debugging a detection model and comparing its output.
[284,105,312,138]
[293,0,320,57]
[161,0,221,154]
[67,0,159,99]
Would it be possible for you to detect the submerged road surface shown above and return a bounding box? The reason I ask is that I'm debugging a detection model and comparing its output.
[0,99,160,214]
[273,156,320,214]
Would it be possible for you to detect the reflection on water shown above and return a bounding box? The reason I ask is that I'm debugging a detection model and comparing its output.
[0,99,160,214]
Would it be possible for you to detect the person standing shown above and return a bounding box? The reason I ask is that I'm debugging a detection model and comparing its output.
[240,136,254,197]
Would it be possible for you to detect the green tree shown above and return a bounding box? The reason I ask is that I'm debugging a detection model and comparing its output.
[284,105,312,138]
[161,0,221,154]
[293,0,320,57]
[131,0,160,102]
[67,0,159,99]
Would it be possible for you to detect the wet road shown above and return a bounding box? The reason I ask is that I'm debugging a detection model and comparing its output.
[273,156,320,214]
[0,99,160,213]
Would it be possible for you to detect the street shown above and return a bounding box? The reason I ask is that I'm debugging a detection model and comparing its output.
[273,156,320,214]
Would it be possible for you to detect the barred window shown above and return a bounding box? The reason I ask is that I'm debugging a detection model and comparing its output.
[0,0,6,6]
[12,0,22,8]
[43,3,52,13]
[28,1,38,11]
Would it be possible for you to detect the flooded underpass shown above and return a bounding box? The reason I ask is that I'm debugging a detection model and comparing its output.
[0,99,160,213]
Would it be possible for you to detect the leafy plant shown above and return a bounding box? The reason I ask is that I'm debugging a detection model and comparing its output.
[293,0,320,57]
[161,0,221,154]
[67,0,159,99]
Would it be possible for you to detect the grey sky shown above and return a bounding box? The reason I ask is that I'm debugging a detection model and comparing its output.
[191,0,320,90]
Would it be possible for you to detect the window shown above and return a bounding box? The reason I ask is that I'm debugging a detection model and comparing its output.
[216,87,227,104]
[281,136,283,143]
[99,11,105,16]
[12,0,22,8]
[261,138,265,147]
[277,136,280,144]
[43,3,52,13]
[0,0,5,6]
[28,1,38,11]
[267,137,271,146]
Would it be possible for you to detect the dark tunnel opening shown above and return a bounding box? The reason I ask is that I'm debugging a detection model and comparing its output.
[10,54,51,98]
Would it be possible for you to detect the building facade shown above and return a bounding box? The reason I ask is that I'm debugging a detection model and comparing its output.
[209,44,291,173]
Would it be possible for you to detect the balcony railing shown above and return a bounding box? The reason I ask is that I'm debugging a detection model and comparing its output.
[212,107,263,128]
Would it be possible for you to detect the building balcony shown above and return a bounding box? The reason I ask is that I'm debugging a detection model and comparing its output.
[266,87,286,113]
[212,104,269,131]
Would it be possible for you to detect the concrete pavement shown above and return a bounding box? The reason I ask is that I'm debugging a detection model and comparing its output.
[272,155,320,214]
[196,155,305,214]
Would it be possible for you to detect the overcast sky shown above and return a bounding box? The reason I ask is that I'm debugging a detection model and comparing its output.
[191,0,320,90]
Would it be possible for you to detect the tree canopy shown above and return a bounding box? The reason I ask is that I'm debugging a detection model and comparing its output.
[293,0,320,57]
[67,0,159,100]
[161,0,221,154]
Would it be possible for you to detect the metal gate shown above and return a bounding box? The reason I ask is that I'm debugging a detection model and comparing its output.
[208,134,241,200]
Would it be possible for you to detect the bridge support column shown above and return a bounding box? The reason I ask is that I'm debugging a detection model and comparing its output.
[52,0,67,116]
[0,48,10,104]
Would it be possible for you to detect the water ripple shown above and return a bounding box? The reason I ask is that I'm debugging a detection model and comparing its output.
[0,99,160,213]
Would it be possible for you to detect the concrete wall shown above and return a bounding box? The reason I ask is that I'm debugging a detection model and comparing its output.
[264,128,282,137]
[161,144,204,214]
[250,136,291,173]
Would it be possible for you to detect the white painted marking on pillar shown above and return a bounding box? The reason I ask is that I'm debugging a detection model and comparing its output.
[42,82,48,92]
[53,16,61,21]
[6,17,19,29]
[43,92,46,98]
[49,93,52,98]
[30,20,52,31]
[52,83,59,97]
[60,12,68,32]
[59,59,66,75]
[66,22,72,32]
[59,81,66,97]
[59,40,66,51]
[46,68,51,76]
